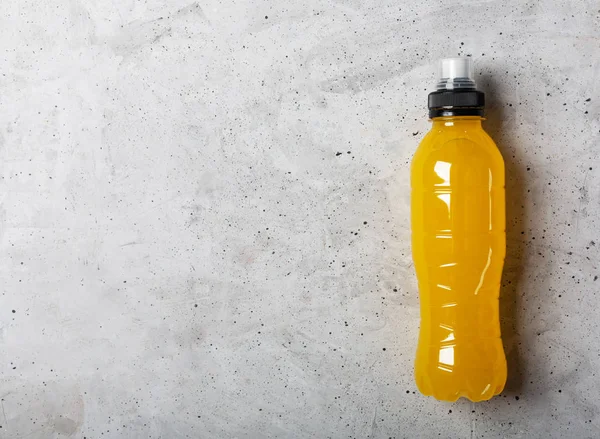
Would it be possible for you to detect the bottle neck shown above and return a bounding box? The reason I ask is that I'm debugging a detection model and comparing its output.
[431,116,483,128]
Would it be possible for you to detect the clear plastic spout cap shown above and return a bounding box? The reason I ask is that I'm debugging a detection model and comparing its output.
[436,57,476,90]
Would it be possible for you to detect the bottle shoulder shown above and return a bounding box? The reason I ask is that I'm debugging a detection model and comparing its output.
[419,125,496,147]
[412,126,504,186]
[416,126,502,161]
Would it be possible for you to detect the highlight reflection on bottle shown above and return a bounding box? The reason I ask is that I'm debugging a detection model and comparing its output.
[411,57,507,402]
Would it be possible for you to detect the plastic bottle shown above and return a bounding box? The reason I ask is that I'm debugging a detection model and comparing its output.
[411,57,507,402]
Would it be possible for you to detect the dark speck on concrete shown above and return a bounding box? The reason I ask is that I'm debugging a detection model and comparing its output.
[11,310,15,314]
[412,132,419,136]
[335,152,342,156]
[585,98,591,102]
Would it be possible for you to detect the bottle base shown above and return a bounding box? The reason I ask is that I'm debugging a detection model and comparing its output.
[415,378,505,402]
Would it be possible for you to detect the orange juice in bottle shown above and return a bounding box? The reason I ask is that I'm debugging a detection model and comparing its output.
[411,57,507,402]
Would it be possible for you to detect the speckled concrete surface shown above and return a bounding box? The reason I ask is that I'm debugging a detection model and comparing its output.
[1,1,599,438]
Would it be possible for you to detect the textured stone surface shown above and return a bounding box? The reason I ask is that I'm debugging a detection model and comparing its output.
[1,0,599,438]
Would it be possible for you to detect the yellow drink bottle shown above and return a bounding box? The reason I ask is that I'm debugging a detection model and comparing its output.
[411,58,507,402]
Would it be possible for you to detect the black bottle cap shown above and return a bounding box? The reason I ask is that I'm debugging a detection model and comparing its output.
[428,89,485,118]
[428,58,485,118]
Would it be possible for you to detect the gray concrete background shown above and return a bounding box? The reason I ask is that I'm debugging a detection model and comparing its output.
[1,0,599,438]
